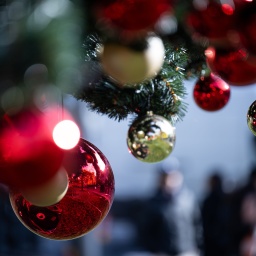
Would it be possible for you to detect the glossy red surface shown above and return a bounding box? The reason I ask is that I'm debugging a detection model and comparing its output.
[10,138,115,240]
[193,73,231,111]
[206,47,256,86]
[95,0,171,32]
[237,2,256,56]
[186,2,236,39]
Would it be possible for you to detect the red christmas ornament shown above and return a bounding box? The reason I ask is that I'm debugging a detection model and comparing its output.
[185,1,236,43]
[193,73,230,111]
[9,138,115,240]
[94,0,171,36]
[205,47,256,86]
[0,108,64,189]
[236,2,256,56]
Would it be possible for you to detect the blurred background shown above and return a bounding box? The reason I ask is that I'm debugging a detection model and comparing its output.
[63,82,256,256]
[2,79,255,256]
[1,0,256,255]
[75,79,256,256]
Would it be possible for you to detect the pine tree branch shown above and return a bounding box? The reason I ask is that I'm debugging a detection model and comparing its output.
[73,34,189,124]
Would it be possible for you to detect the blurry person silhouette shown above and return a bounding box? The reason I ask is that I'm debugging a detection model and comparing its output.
[138,158,203,256]
[201,172,233,256]
[230,166,256,256]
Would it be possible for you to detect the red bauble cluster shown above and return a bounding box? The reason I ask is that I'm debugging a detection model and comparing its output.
[186,1,236,43]
[185,0,256,48]
[186,0,256,86]
[193,73,231,111]
[206,47,256,86]
[237,4,256,56]
[0,108,64,190]
[10,138,115,240]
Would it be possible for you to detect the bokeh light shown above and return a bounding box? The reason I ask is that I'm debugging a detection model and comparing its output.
[52,120,80,150]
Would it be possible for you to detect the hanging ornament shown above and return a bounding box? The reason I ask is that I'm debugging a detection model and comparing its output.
[185,1,237,47]
[99,35,165,85]
[205,47,256,86]
[193,72,230,111]
[0,108,64,190]
[236,2,256,56]
[9,138,115,240]
[127,112,176,163]
[247,100,256,136]
[79,34,188,123]
[94,0,171,38]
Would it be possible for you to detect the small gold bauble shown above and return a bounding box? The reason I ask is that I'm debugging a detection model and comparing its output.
[247,100,256,136]
[127,112,176,163]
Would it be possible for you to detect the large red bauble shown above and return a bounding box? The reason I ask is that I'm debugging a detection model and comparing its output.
[0,109,64,189]
[206,47,256,86]
[186,1,236,41]
[9,138,115,240]
[94,0,171,33]
[193,73,230,111]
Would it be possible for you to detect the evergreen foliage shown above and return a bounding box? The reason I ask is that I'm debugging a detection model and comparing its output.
[74,34,193,124]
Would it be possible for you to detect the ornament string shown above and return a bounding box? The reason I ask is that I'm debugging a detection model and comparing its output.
[147,80,155,112]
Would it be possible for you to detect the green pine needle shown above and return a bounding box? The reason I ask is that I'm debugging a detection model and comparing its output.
[74,34,189,124]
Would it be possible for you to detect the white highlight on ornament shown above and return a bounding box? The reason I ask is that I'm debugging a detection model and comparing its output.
[53,120,80,150]
[146,36,165,76]
[21,167,69,207]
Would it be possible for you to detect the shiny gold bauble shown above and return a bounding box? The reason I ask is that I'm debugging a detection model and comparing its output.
[247,100,256,136]
[127,112,176,163]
